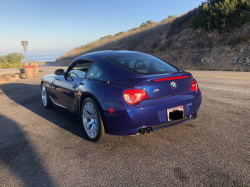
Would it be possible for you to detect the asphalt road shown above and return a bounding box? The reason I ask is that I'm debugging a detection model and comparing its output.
[0,66,249,186]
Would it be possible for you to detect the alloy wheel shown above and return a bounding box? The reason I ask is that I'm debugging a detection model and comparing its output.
[82,102,99,138]
[42,84,47,107]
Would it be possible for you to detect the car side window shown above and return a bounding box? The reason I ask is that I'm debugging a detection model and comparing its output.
[69,70,86,78]
[67,60,92,78]
[154,63,165,72]
[128,60,136,68]
[86,64,103,79]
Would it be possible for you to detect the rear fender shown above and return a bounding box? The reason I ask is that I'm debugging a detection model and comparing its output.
[78,91,108,131]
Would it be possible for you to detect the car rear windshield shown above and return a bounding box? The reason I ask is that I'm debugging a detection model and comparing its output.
[104,53,178,75]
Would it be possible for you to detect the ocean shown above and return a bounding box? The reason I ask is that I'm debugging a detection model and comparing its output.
[22,53,63,62]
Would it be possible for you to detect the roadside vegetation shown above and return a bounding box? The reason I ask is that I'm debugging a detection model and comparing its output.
[0,53,24,69]
[191,0,250,32]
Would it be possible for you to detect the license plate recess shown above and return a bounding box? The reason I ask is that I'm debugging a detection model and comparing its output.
[167,106,184,121]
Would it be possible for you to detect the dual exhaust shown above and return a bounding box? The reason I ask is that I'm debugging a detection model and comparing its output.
[139,113,197,135]
[138,127,152,135]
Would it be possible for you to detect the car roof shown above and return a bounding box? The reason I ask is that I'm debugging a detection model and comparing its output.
[79,50,144,58]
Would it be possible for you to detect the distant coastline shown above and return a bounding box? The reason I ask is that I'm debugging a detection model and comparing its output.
[21,53,61,63]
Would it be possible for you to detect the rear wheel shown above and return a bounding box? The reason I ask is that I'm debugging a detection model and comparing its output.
[41,83,52,109]
[82,98,110,142]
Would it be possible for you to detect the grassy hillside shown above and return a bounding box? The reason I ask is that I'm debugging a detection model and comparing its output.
[55,0,250,71]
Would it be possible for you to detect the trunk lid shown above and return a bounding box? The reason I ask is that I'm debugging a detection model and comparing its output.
[134,72,193,98]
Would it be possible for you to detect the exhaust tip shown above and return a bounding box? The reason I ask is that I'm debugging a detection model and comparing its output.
[146,128,151,133]
[138,127,152,135]
[191,113,197,120]
[138,128,146,135]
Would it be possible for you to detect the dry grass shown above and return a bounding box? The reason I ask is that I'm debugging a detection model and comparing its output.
[55,9,250,72]
[227,25,250,46]
[55,16,178,65]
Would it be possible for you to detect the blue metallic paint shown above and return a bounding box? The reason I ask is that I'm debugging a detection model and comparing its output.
[99,90,201,135]
[42,51,202,136]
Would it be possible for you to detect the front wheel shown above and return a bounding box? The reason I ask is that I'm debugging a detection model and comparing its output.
[81,98,110,142]
[41,83,52,109]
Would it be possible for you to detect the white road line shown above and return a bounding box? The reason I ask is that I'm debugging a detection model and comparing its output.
[199,86,250,93]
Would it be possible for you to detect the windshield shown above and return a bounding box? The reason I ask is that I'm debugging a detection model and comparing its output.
[104,54,178,75]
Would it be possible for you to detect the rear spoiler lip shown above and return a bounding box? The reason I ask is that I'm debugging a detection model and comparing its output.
[115,72,193,88]
[154,75,189,82]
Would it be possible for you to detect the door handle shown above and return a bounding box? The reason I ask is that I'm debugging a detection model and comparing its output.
[72,84,78,89]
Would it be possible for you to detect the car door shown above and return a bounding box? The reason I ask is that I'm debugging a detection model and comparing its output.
[51,59,92,112]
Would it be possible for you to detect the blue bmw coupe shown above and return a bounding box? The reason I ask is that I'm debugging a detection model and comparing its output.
[41,51,202,142]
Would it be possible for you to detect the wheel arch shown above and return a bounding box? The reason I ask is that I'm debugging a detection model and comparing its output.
[41,76,55,91]
[79,92,107,132]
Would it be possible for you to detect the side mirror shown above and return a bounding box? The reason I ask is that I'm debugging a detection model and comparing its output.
[54,69,65,75]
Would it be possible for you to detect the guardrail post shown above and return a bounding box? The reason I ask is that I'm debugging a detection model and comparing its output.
[4,74,11,81]
[0,75,4,84]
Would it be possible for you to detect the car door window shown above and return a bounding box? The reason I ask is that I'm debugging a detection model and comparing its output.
[69,70,86,78]
[67,61,92,78]
[86,64,103,79]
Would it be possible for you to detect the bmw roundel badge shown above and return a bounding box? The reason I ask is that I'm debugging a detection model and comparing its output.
[171,81,177,89]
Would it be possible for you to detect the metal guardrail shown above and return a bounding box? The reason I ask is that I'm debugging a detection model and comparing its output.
[0,69,25,84]
[0,69,22,75]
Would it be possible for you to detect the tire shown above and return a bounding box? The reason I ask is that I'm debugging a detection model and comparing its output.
[81,97,111,142]
[41,82,52,109]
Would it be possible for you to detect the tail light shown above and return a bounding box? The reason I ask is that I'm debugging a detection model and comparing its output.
[124,89,149,105]
[191,79,198,92]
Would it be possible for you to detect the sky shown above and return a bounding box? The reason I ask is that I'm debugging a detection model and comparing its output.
[0,0,204,57]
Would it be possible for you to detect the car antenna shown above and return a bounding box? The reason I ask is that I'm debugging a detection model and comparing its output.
[107,74,111,84]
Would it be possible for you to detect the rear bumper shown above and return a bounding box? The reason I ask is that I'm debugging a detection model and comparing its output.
[100,91,202,135]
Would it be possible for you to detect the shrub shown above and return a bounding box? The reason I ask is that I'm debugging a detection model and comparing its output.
[168,15,176,19]
[100,35,113,40]
[130,27,139,31]
[191,0,250,32]
[114,31,124,36]
[0,53,24,69]
[81,45,93,51]
[140,20,155,27]
[227,27,250,45]
[161,15,176,22]
[167,9,197,38]
[195,41,206,48]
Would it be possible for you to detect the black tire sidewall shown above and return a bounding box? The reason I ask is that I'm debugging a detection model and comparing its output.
[81,98,104,142]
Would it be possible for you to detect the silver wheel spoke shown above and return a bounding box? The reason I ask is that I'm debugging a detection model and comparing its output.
[92,124,97,134]
[90,105,94,114]
[90,126,94,136]
[87,121,92,129]
[84,110,91,118]
[93,123,98,133]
